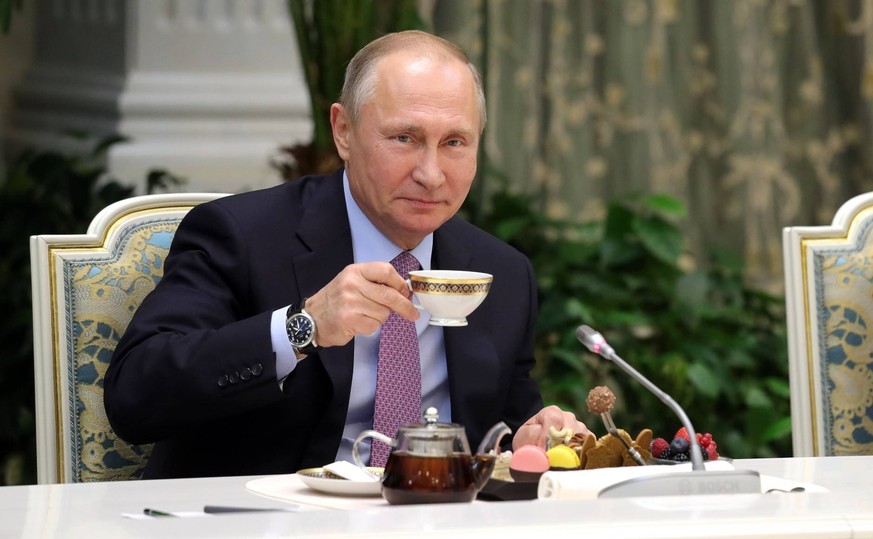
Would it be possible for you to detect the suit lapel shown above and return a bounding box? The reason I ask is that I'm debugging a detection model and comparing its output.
[290,173,356,463]
[293,172,355,387]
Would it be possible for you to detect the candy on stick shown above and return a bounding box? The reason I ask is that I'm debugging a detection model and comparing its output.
[587,386,647,466]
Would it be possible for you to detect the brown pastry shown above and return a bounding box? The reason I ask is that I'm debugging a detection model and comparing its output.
[622,429,653,466]
[568,432,596,468]
[578,432,616,469]
[568,429,655,470]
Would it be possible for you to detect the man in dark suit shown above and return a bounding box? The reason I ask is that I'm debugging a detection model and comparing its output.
[105,30,587,479]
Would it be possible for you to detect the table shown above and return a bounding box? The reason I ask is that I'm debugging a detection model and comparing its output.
[1,457,871,538]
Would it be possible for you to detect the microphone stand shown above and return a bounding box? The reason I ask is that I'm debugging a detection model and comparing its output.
[576,326,761,498]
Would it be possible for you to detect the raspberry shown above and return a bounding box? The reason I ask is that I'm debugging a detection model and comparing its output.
[662,428,720,461]
[705,441,719,461]
[651,437,670,459]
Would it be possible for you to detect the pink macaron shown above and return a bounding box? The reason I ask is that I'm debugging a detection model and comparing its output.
[509,445,550,482]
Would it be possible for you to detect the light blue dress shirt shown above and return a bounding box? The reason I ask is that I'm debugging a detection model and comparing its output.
[269,172,451,464]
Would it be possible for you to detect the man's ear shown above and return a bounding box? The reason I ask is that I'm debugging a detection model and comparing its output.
[330,103,352,161]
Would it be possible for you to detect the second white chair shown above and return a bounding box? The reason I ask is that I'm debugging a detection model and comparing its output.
[783,192,873,457]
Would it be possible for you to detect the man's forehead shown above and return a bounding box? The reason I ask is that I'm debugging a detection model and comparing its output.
[403,56,444,75]
[376,49,466,77]
[362,50,482,133]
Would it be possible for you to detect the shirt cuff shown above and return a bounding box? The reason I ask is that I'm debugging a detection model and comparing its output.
[271,306,298,382]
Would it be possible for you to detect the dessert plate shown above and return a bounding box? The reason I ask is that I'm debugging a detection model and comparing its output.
[648,456,732,465]
[478,462,539,501]
[478,476,539,501]
[297,467,384,496]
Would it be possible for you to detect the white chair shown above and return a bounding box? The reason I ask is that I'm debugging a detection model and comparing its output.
[783,192,873,457]
[30,193,228,483]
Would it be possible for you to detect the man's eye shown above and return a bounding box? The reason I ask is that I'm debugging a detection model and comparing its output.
[396,134,411,143]
[446,139,463,147]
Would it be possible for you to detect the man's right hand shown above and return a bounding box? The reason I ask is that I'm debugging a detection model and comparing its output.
[512,405,590,450]
[302,261,420,348]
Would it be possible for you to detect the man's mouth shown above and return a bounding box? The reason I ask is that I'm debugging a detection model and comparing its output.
[403,197,441,208]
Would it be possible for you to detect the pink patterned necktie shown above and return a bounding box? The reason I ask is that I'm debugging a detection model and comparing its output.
[371,251,422,467]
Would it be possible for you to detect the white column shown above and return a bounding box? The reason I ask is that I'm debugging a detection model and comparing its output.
[8,0,311,192]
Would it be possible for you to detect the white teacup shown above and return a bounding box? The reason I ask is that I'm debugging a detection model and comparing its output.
[407,270,493,326]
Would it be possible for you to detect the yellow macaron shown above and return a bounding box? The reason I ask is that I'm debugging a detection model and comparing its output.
[547,445,581,469]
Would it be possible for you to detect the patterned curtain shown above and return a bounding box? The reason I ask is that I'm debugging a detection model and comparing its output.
[430,0,873,289]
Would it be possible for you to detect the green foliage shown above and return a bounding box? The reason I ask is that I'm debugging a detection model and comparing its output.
[0,138,183,485]
[279,0,423,178]
[463,186,791,459]
[0,0,22,34]
[289,0,422,155]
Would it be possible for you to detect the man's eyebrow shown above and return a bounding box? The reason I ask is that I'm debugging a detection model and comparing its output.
[387,124,476,138]
[385,123,421,133]
[445,127,476,138]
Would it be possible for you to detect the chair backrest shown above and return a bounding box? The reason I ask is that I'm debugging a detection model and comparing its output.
[30,193,228,483]
[783,192,873,457]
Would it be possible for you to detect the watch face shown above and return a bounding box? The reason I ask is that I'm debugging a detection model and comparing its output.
[288,314,314,346]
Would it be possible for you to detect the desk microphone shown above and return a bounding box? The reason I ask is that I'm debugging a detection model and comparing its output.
[576,325,762,497]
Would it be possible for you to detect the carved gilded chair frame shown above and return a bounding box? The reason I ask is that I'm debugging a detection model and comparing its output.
[784,193,873,457]
[30,193,227,483]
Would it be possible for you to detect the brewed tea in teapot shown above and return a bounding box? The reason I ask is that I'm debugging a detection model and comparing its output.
[353,408,510,504]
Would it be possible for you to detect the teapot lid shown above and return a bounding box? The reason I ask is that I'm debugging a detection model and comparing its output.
[396,407,469,456]
[400,407,463,433]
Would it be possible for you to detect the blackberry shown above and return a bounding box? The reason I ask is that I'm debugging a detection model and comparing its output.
[672,452,690,462]
[699,444,709,460]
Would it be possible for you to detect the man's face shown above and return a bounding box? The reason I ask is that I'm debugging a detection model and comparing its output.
[331,51,481,250]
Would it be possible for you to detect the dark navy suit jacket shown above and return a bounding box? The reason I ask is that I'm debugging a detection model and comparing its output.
[104,170,543,479]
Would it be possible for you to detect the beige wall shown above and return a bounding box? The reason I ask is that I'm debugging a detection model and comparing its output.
[1,1,308,192]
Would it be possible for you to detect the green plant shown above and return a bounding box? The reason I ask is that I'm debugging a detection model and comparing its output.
[0,137,184,485]
[0,0,21,33]
[462,182,791,459]
[276,0,422,179]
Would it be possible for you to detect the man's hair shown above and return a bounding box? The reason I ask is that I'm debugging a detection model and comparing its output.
[339,30,487,132]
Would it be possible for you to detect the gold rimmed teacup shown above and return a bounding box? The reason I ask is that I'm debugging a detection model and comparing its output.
[407,270,492,326]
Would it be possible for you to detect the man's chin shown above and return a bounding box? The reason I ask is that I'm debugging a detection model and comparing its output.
[390,217,450,246]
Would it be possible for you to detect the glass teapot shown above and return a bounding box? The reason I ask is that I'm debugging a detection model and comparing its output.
[353,407,511,504]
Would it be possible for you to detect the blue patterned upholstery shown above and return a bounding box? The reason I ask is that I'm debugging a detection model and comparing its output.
[784,195,873,457]
[31,194,226,483]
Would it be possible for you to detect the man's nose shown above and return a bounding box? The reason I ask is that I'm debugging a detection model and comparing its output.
[411,146,445,189]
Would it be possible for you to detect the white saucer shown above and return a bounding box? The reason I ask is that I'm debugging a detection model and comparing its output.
[297,467,384,496]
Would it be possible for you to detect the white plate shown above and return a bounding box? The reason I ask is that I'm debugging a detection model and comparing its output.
[297,467,384,496]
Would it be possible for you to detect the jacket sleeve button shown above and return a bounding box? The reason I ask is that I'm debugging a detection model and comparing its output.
[240,367,252,381]
[229,371,240,384]
[218,374,229,387]
[252,363,263,377]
